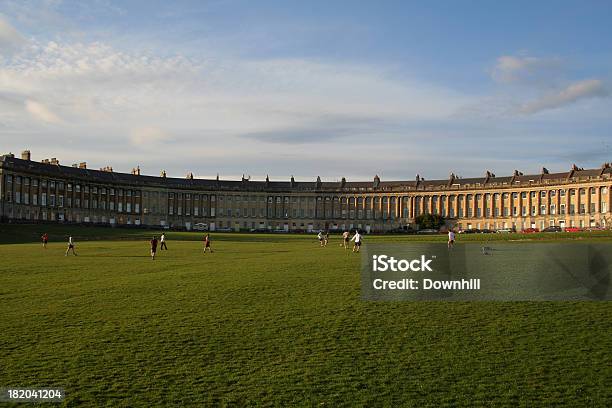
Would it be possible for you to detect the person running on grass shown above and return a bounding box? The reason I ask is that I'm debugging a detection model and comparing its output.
[150,236,158,260]
[203,233,213,253]
[65,236,77,256]
[323,231,330,247]
[41,233,49,249]
[341,230,350,249]
[448,229,456,249]
[160,233,168,250]
[317,230,325,247]
[350,230,363,253]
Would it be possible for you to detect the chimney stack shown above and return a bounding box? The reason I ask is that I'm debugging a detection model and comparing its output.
[21,150,31,161]
[50,158,59,165]
[79,162,87,169]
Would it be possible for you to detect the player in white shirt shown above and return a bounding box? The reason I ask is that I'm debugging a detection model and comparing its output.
[160,233,168,250]
[317,231,325,247]
[350,230,363,253]
[65,236,77,256]
[448,230,456,249]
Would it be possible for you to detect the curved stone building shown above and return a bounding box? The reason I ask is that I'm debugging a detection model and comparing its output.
[1,150,611,232]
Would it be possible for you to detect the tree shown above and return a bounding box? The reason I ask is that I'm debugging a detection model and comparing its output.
[415,213,445,230]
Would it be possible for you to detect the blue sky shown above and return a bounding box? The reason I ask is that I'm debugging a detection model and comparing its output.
[1,0,611,181]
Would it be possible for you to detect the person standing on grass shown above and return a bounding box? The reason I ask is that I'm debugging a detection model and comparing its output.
[150,236,158,260]
[41,233,49,249]
[350,230,363,253]
[448,229,456,249]
[317,230,325,247]
[65,236,77,256]
[160,233,168,250]
[324,231,330,247]
[341,230,350,249]
[203,233,213,253]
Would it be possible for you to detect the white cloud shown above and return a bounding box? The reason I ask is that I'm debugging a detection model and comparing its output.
[130,126,170,146]
[0,37,483,177]
[0,37,470,141]
[25,99,62,123]
[518,79,609,114]
[0,14,26,52]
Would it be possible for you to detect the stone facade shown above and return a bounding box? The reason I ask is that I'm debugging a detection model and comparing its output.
[1,151,611,232]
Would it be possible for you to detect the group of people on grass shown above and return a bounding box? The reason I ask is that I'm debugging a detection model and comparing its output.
[149,233,213,260]
[318,230,363,252]
[40,231,214,260]
[41,228,456,259]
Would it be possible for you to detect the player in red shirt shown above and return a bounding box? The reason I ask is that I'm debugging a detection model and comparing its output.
[203,234,213,254]
[41,233,49,249]
[150,236,158,260]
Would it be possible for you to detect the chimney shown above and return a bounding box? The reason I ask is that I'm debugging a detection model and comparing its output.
[50,158,59,165]
[42,159,50,164]
[21,150,31,161]
[79,162,87,169]
[373,175,380,188]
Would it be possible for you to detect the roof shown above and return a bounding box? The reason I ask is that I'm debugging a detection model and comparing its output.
[1,154,610,193]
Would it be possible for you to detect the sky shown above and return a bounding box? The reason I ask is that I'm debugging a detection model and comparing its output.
[1,0,611,181]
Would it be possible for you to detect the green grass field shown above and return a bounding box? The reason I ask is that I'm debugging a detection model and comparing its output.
[1,225,611,406]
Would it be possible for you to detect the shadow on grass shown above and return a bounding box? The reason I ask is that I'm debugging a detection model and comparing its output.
[75,254,153,258]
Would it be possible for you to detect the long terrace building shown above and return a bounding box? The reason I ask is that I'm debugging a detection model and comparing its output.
[1,150,611,232]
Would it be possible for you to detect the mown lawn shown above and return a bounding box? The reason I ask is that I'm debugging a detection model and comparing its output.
[0,226,611,406]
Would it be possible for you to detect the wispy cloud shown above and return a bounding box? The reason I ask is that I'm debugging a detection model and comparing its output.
[0,13,26,52]
[130,126,170,146]
[518,79,609,114]
[491,54,562,84]
[25,99,62,123]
